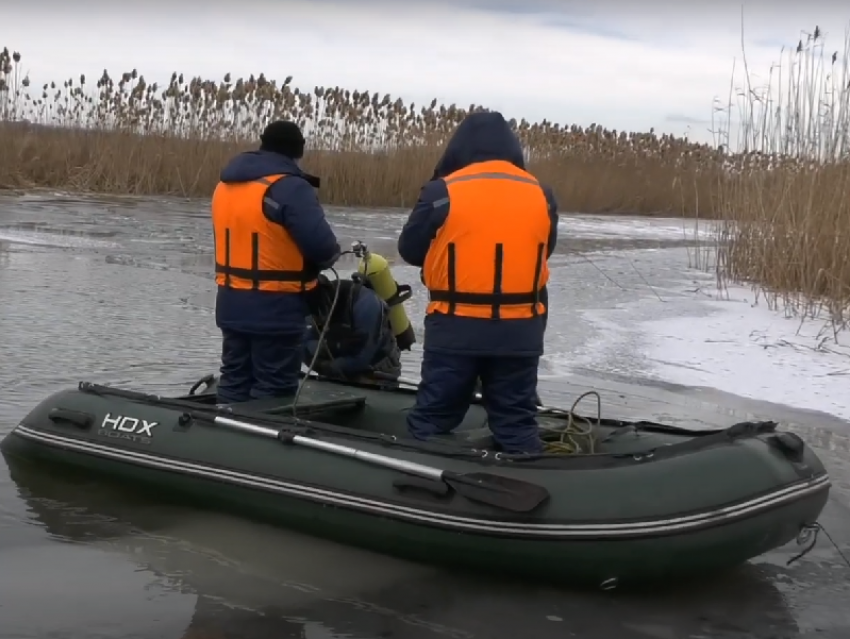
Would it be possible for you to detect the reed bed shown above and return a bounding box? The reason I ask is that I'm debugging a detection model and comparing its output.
[2,35,849,315]
[0,46,721,214]
[713,24,850,322]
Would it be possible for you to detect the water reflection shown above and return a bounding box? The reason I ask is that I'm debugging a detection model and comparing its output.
[3,455,811,639]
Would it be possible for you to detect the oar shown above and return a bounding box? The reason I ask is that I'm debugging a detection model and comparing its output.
[214,415,550,514]
[374,374,546,409]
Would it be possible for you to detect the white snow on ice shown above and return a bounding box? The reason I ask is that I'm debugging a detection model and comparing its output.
[0,229,119,249]
[639,285,850,420]
[553,273,850,421]
[542,213,849,421]
[559,215,719,241]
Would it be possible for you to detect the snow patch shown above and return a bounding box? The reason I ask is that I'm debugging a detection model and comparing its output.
[640,285,850,420]
[0,229,119,249]
[559,215,717,241]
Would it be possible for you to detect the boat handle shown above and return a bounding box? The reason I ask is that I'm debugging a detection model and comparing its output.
[189,374,217,396]
[768,433,805,462]
[48,407,94,429]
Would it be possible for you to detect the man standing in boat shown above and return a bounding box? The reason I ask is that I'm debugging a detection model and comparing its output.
[303,273,402,382]
[397,111,558,454]
[212,121,341,404]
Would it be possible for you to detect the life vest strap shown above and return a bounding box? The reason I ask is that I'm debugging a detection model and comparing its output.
[216,228,310,290]
[427,290,539,305]
[427,242,545,319]
[214,264,311,282]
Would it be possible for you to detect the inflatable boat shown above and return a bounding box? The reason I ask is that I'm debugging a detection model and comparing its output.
[0,373,830,588]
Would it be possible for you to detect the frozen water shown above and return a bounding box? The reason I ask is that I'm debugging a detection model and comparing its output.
[0,228,120,249]
[640,284,850,420]
[551,257,850,421]
[560,214,719,241]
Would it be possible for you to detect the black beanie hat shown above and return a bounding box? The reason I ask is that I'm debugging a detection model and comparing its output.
[260,120,306,159]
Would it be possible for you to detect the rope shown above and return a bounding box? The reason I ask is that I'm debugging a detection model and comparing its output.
[292,241,367,415]
[292,265,343,417]
[540,390,602,455]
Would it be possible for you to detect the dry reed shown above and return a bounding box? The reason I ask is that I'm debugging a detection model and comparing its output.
[713,22,850,321]
[2,35,850,314]
[0,46,720,214]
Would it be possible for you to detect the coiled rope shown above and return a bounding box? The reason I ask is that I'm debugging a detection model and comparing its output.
[540,390,602,455]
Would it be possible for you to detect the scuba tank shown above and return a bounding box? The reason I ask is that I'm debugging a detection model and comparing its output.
[352,242,416,351]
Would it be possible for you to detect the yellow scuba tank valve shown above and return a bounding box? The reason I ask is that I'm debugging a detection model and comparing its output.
[351,241,416,351]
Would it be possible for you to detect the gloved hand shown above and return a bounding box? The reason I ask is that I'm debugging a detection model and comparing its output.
[313,360,343,379]
[312,360,332,377]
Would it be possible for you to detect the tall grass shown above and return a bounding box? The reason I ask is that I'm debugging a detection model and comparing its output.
[713,23,850,322]
[0,46,720,214]
[3,34,850,316]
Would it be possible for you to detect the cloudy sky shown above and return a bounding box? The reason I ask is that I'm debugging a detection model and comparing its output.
[3,0,848,144]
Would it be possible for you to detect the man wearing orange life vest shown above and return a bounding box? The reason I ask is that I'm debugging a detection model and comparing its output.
[212,121,341,404]
[398,111,558,454]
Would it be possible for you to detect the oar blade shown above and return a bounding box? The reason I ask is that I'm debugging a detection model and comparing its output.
[444,471,550,513]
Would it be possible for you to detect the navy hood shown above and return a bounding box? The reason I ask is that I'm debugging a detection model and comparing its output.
[431,111,525,179]
[219,150,320,188]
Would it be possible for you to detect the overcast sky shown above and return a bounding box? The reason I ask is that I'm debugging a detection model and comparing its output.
[3,0,848,144]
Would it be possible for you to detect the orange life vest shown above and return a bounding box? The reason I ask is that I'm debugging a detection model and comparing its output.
[212,174,317,293]
[422,160,550,320]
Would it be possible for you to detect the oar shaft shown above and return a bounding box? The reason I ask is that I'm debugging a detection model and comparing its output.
[214,415,550,513]
[214,415,442,480]
[216,416,278,438]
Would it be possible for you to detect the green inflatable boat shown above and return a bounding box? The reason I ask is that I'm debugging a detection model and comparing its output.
[0,373,830,588]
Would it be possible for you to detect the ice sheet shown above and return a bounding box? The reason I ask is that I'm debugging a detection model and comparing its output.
[552,271,850,421]
[0,229,119,249]
[542,213,848,421]
[559,215,718,241]
[639,285,850,420]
